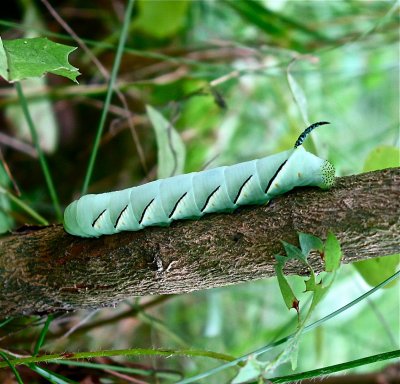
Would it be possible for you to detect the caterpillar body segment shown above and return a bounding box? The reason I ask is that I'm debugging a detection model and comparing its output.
[265,147,333,199]
[64,123,335,238]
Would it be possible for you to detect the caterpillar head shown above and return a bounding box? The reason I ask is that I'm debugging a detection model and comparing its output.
[320,160,335,189]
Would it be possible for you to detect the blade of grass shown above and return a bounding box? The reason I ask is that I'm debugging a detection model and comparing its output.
[268,349,400,383]
[177,269,400,384]
[55,360,181,381]
[0,318,14,328]
[0,351,24,384]
[14,82,61,221]
[224,0,331,44]
[40,0,147,174]
[33,314,53,356]
[0,185,48,225]
[28,364,78,384]
[0,348,236,368]
[81,0,135,194]
[287,58,311,127]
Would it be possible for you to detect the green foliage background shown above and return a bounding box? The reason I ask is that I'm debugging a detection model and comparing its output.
[0,0,398,383]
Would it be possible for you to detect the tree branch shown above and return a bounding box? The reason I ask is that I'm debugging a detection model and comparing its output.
[1,168,399,317]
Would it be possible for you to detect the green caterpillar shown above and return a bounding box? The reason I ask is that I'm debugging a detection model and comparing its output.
[64,122,335,237]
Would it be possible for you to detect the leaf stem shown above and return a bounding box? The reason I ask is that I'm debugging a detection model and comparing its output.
[14,82,61,221]
[81,0,135,195]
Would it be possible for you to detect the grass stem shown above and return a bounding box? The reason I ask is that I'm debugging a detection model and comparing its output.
[81,0,135,195]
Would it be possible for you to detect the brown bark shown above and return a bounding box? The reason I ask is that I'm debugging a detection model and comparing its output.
[0,168,399,317]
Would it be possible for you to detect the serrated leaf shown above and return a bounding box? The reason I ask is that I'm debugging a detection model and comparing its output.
[146,105,186,179]
[5,7,59,153]
[299,232,324,258]
[0,37,79,83]
[354,254,399,289]
[324,232,342,272]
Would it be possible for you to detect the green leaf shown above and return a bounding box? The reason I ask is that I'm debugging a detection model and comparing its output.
[287,67,310,126]
[307,279,327,314]
[0,352,24,384]
[0,37,79,83]
[275,261,299,311]
[304,272,317,292]
[0,38,7,80]
[232,356,269,384]
[6,77,59,153]
[290,343,299,370]
[0,317,14,328]
[0,165,13,234]
[146,105,186,179]
[28,364,79,384]
[224,0,282,36]
[299,232,324,258]
[33,315,53,356]
[272,233,342,377]
[224,0,331,51]
[324,232,342,272]
[363,145,400,172]
[133,0,189,39]
[274,241,308,312]
[281,241,307,263]
[5,4,60,153]
[354,254,400,289]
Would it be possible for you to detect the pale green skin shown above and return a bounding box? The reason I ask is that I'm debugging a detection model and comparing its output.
[64,146,335,238]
